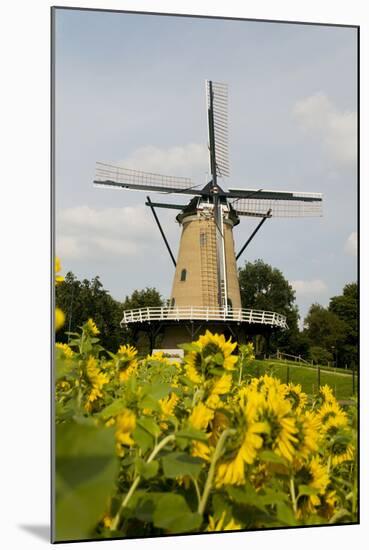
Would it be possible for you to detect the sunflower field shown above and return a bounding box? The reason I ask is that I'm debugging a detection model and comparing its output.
[54,316,358,541]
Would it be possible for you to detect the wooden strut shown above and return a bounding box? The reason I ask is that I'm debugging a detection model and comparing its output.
[236,209,272,261]
[146,196,177,268]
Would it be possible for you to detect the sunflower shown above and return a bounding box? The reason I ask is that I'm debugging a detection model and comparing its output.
[261,386,298,462]
[159,392,179,419]
[249,374,287,399]
[146,350,172,366]
[188,402,214,462]
[116,344,138,382]
[295,456,330,516]
[189,402,214,430]
[329,430,355,467]
[210,373,233,396]
[192,440,211,461]
[185,363,203,384]
[55,257,64,285]
[317,401,348,437]
[184,331,238,378]
[319,384,336,404]
[209,410,230,447]
[115,409,136,456]
[317,490,339,519]
[197,330,238,371]
[85,355,109,411]
[56,380,71,392]
[215,391,268,487]
[293,410,321,462]
[56,342,74,359]
[55,308,65,331]
[205,373,233,409]
[285,383,308,414]
[85,318,100,336]
[207,511,241,531]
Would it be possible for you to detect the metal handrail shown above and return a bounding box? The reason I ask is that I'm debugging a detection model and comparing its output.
[120,306,287,329]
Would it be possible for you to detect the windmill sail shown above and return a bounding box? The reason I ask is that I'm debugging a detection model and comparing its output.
[228,188,323,217]
[94,162,199,195]
[206,80,230,179]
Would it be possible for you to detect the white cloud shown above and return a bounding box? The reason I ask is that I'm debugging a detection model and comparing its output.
[56,205,159,261]
[291,278,327,295]
[117,143,209,179]
[293,93,357,166]
[344,231,357,256]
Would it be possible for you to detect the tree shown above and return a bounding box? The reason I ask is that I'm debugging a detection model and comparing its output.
[56,275,165,354]
[56,272,123,351]
[238,259,304,354]
[122,288,164,311]
[328,282,358,368]
[303,304,346,366]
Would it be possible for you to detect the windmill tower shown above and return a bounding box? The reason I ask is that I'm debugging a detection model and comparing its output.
[94,81,322,351]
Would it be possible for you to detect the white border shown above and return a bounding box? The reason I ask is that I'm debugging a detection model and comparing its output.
[1,1,367,549]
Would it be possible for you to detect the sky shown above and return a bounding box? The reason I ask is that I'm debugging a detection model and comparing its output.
[54,8,358,324]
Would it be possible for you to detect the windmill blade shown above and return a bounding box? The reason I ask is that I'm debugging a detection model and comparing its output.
[206,80,230,178]
[94,162,201,196]
[144,200,186,210]
[232,196,322,217]
[228,188,323,202]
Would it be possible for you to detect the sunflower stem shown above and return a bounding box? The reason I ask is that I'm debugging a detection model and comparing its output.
[110,434,175,531]
[192,476,201,507]
[289,477,298,515]
[238,362,243,385]
[198,429,234,516]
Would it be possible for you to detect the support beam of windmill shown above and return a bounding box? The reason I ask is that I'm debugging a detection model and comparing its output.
[93,80,323,350]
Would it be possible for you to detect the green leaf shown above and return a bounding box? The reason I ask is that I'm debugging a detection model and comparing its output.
[212,352,225,366]
[297,484,319,497]
[259,450,287,465]
[139,382,172,410]
[178,342,202,353]
[176,427,208,442]
[162,452,204,479]
[208,367,225,376]
[136,458,159,480]
[55,400,76,422]
[98,399,126,420]
[55,422,118,542]
[132,424,154,453]
[153,494,202,533]
[259,487,289,505]
[142,382,172,400]
[137,417,161,439]
[227,486,267,512]
[212,493,232,520]
[127,491,165,523]
[55,359,77,381]
[275,502,297,526]
[133,494,158,523]
[329,508,352,524]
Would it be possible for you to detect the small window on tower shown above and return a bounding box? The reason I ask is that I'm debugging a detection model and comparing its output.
[200,232,207,247]
[180,269,187,282]
[171,297,175,307]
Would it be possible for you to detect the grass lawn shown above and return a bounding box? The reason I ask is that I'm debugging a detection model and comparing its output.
[245,359,357,401]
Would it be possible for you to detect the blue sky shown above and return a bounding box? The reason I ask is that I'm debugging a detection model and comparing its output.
[54,8,358,323]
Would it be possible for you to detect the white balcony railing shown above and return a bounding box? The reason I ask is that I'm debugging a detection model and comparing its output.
[120,306,287,329]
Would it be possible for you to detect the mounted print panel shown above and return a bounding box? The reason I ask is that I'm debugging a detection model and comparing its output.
[52,7,359,543]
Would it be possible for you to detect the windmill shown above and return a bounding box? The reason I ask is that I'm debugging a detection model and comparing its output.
[94,81,322,351]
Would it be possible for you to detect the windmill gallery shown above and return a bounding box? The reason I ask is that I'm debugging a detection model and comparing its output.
[94,81,323,352]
